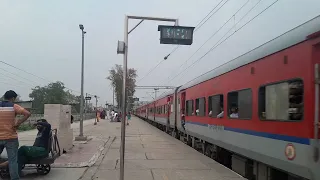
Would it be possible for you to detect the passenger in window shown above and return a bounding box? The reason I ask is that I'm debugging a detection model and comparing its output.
[181,109,186,130]
[209,110,212,117]
[229,106,238,118]
[217,106,224,118]
[196,109,199,116]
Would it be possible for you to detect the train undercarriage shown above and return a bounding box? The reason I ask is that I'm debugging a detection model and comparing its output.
[138,116,307,180]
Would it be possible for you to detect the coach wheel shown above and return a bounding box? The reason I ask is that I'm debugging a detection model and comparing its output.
[36,164,51,175]
[204,145,211,157]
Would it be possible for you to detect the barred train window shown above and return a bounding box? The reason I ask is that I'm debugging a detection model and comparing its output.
[259,79,303,121]
[227,89,252,119]
[186,100,194,116]
[208,94,224,118]
[195,97,206,116]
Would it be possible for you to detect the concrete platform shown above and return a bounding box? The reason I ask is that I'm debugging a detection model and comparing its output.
[81,117,246,180]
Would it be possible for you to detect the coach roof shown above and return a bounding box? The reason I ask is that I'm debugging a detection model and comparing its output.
[178,15,320,92]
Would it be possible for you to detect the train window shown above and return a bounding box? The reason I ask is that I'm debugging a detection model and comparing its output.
[208,94,224,118]
[186,100,194,116]
[227,89,252,119]
[259,79,303,121]
[195,97,206,116]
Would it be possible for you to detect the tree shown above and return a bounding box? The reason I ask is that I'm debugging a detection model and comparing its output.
[107,64,137,110]
[29,81,80,113]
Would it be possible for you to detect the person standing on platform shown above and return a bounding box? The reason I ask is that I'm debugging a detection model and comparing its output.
[0,90,31,180]
[111,110,115,122]
[126,112,131,125]
[95,108,100,122]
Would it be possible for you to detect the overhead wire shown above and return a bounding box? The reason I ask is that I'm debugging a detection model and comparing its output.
[0,60,96,96]
[160,0,250,85]
[157,0,278,97]
[137,0,229,84]
[163,0,227,59]
[0,71,35,88]
[168,0,278,84]
[0,81,25,88]
[0,67,40,85]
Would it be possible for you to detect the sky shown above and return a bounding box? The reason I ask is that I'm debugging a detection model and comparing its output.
[0,0,320,107]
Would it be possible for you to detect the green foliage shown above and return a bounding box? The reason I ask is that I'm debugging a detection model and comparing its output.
[29,81,84,113]
[107,64,137,109]
[17,124,35,132]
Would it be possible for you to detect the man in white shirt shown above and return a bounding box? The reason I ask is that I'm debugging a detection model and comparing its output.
[230,107,238,118]
[113,112,118,122]
[111,110,115,122]
[217,107,224,118]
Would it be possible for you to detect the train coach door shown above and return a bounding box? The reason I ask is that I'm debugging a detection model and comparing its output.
[181,92,186,115]
[166,97,171,132]
[153,103,156,121]
[181,92,186,129]
[313,42,320,172]
[314,44,320,142]
[312,42,320,180]
[167,97,170,119]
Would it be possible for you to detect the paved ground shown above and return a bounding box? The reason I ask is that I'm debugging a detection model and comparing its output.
[1,118,108,180]
[79,117,246,180]
[1,116,246,180]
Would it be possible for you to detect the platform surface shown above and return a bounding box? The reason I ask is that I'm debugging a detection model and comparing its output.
[80,117,246,180]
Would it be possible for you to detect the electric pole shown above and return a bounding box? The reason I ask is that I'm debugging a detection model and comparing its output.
[94,95,98,125]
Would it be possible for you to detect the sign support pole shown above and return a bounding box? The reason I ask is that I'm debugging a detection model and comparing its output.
[119,15,179,180]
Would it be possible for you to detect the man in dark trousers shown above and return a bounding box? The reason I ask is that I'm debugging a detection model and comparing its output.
[19,119,51,173]
[0,90,30,180]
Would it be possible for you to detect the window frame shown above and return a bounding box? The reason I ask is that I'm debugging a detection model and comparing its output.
[195,97,206,117]
[208,94,224,118]
[258,78,304,122]
[227,88,253,120]
[186,99,194,116]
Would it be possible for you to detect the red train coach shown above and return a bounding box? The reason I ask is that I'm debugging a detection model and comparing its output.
[175,16,320,180]
[135,15,320,180]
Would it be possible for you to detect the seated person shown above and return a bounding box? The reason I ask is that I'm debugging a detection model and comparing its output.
[229,107,239,118]
[217,107,224,118]
[195,109,199,116]
[0,119,51,173]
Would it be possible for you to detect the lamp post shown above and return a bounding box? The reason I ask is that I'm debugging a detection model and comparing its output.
[75,24,87,141]
[94,95,98,125]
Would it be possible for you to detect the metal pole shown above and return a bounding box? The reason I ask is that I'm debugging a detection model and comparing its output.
[113,86,115,107]
[85,93,87,120]
[120,15,128,180]
[154,88,159,99]
[118,15,178,180]
[79,29,85,137]
[94,95,98,125]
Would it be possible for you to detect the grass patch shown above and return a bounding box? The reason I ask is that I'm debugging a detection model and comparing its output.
[17,124,35,132]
